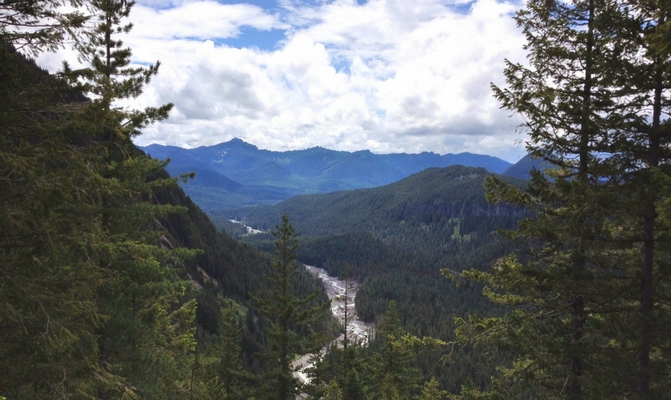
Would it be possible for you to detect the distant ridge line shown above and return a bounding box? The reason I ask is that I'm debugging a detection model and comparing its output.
[140,138,515,211]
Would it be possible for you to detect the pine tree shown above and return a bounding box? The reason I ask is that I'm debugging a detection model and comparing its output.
[323,380,343,400]
[378,373,402,400]
[453,0,666,398]
[65,0,197,396]
[1,1,199,396]
[338,347,366,400]
[303,350,332,399]
[0,0,89,54]
[206,304,254,400]
[419,377,446,400]
[617,3,671,396]
[341,270,355,350]
[254,215,330,400]
[367,301,420,400]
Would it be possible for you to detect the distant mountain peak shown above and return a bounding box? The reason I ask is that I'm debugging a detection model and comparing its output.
[503,153,550,179]
[216,138,259,151]
[304,146,330,153]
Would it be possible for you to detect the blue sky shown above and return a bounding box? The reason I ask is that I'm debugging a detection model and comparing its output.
[217,26,286,50]
[38,0,528,162]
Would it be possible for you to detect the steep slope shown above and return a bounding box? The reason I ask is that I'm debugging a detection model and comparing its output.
[0,37,330,399]
[0,42,332,396]
[142,167,335,377]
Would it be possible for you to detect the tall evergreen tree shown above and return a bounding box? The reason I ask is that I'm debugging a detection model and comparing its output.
[323,380,344,400]
[334,273,365,400]
[334,345,366,400]
[254,215,329,400]
[1,1,207,397]
[205,304,254,400]
[618,2,671,396]
[0,0,89,53]
[367,301,421,400]
[452,0,671,398]
[420,377,446,400]
[60,0,198,396]
[340,270,356,350]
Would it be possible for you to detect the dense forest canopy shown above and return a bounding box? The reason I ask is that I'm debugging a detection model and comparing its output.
[2,0,671,399]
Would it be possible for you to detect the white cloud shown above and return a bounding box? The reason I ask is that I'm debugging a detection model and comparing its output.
[131,1,286,40]
[39,0,530,162]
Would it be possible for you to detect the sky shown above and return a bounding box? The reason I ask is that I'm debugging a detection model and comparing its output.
[38,0,529,162]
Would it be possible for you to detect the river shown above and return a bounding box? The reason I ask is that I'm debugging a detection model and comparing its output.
[225,221,372,388]
[293,264,374,388]
[303,265,372,345]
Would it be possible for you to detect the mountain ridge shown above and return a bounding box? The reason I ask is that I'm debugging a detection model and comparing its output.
[226,164,526,240]
[141,138,512,211]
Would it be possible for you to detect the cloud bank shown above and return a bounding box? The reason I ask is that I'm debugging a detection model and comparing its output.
[39,0,528,162]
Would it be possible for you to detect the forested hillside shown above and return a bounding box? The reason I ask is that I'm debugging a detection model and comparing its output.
[0,3,333,398]
[228,165,525,239]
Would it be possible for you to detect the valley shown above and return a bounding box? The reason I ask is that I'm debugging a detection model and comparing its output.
[225,165,529,392]
[304,265,372,346]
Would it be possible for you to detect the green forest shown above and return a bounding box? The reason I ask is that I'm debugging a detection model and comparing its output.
[2,0,671,399]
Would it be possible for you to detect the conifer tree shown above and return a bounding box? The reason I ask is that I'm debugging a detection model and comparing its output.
[254,215,329,400]
[207,304,254,400]
[617,3,671,396]
[65,0,197,396]
[367,301,420,400]
[323,268,367,399]
[341,271,355,350]
[419,377,446,400]
[304,350,331,399]
[378,374,402,400]
[1,0,199,396]
[323,380,344,400]
[452,0,669,398]
[338,347,366,400]
[0,0,89,53]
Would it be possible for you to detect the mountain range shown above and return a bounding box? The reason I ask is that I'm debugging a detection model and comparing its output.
[140,138,514,211]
